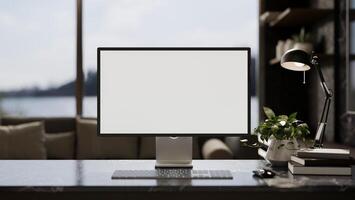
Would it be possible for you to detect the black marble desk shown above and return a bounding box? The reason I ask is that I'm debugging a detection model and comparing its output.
[0,160,354,200]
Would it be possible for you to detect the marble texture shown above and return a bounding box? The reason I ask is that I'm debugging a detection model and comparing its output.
[0,160,354,193]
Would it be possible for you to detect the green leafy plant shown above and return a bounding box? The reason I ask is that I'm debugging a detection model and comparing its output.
[255,107,310,142]
[292,27,312,43]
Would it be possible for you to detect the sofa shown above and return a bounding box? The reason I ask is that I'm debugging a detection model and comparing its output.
[0,117,234,160]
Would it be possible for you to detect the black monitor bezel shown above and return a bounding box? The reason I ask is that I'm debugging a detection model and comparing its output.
[97,47,251,136]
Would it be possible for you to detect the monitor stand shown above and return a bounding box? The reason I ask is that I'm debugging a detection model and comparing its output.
[155,137,193,168]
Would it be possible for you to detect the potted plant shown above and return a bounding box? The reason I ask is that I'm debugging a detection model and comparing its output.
[252,107,310,166]
[292,27,313,53]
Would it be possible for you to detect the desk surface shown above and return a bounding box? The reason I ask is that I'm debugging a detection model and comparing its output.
[0,159,354,193]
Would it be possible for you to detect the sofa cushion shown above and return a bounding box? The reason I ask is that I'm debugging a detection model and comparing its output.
[1,117,76,133]
[139,137,201,159]
[45,132,75,159]
[202,138,233,159]
[0,121,46,159]
[76,118,138,159]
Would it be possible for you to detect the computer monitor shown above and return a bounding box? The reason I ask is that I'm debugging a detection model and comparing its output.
[98,47,250,167]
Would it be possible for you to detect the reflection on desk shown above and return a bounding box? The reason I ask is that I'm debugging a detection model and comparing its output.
[0,160,354,200]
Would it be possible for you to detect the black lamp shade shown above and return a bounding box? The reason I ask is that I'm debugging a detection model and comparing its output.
[280,49,311,71]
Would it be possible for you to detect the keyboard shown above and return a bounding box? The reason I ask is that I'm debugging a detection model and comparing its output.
[112,169,233,179]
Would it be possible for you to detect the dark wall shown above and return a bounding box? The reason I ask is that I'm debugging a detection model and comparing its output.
[309,0,335,142]
[336,0,355,146]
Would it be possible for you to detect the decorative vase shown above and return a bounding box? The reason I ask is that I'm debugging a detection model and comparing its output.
[265,138,299,167]
[283,39,295,54]
[276,40,285,59]
[293,42,313,54]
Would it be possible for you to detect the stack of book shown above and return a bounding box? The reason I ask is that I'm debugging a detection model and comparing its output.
[288,148,354,175]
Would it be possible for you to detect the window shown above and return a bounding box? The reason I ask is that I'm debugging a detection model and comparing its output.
[0,0,76,117]
[0,0,259,125]
[83,0,259,128]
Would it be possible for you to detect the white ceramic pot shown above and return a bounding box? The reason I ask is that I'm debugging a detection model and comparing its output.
[293,42,313,54]
[265,138,299,167]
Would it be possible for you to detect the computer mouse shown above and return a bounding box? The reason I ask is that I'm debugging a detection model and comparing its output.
[252,168,276,178]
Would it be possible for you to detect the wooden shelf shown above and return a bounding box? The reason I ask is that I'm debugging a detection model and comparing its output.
[269,57,281,65]
[261,8,333,27]
[260,11,281,24]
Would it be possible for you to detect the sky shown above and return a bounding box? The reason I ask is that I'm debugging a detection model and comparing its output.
[0,0,258,91]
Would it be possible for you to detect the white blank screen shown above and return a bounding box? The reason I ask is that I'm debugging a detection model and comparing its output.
[99,50,248,134]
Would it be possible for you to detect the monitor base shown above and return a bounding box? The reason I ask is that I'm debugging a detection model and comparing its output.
[155,162,193,168]
[155,137,193,168]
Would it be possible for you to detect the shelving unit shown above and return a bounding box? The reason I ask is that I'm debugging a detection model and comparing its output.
[258,0,337,141]
[260,8,333,27]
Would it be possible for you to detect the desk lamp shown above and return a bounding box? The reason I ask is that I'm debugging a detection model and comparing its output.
[280,49,333,148]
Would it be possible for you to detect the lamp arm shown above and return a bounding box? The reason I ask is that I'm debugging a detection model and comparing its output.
[311,55,333,98]
[313,98,332,147]
[311,54,333,148]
